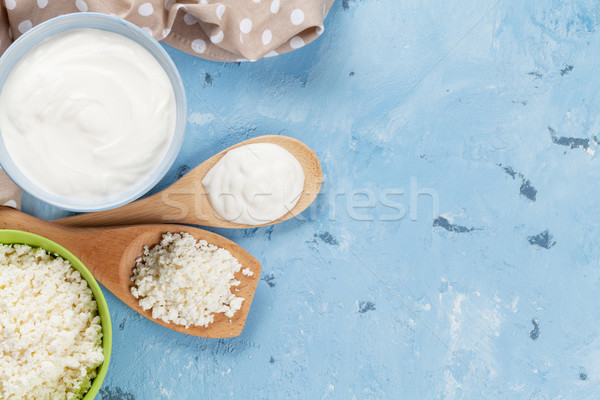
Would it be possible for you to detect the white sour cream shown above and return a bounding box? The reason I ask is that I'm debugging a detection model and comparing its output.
[202,143,305,225]
[0,28,176,202]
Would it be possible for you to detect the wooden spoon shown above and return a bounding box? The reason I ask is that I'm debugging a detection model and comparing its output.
[0,207,261,338]
[56,135,322,228]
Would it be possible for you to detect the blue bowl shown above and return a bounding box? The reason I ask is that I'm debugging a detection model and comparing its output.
[0,13,187,212]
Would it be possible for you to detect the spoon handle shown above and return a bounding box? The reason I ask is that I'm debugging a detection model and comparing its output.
[55,172,216,228]
[0,207,127,281]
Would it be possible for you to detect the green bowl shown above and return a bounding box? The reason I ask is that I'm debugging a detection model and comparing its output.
[0,229,112,400]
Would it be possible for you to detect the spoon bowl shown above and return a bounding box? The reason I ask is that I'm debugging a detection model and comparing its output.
[0,207,261,338]
[56,135,322,228]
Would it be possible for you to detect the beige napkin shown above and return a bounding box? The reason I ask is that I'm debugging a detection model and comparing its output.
[0,168,21,210]
[0,0,334,61]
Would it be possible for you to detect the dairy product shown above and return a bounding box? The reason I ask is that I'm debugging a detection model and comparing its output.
[0,244,104,400]
[130,232,245,328]
[0,28,176,202]
[202,143,305,225]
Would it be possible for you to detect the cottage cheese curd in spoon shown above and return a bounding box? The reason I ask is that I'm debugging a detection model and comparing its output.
[0,28,176,202]
[202,143,305,225]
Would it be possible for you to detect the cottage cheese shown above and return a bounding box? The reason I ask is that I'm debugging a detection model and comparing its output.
[130,232,245,328]
[0,244,104,400]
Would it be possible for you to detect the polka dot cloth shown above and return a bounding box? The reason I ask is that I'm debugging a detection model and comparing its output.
[0,168,21,210]
[0,0,335,61]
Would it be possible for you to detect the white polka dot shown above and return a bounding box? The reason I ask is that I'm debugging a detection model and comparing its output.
[252,0,260,2]
[191,38,206,54]
[290,9,304,25]
[290,36,304,49]
[239,18,252,34]
[262,29,272,45]
[18,20,32,34]
[162,28,171,38]
[37,0,48,8]
[270,0,279,14]
[4,0,15,10]
[164,0,175,10]
[141,27,153,36]
[316,25,324,35]
[2,200,17,208]
[184,13,198,25]
[75,0,87,12]
[210,30,223,44]
[216,3,225,20]
[138,2,153,16]
[264,50,278,58]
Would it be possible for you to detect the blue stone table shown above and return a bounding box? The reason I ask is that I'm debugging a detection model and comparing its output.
[26,0,600,398]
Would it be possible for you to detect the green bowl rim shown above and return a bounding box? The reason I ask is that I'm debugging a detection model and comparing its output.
[0,229,112,400]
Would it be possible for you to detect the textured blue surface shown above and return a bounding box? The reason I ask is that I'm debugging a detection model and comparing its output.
[25,0,600,398]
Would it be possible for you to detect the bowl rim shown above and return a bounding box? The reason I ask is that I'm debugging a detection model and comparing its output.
[0,229,112,399]
[0,12,187,212]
